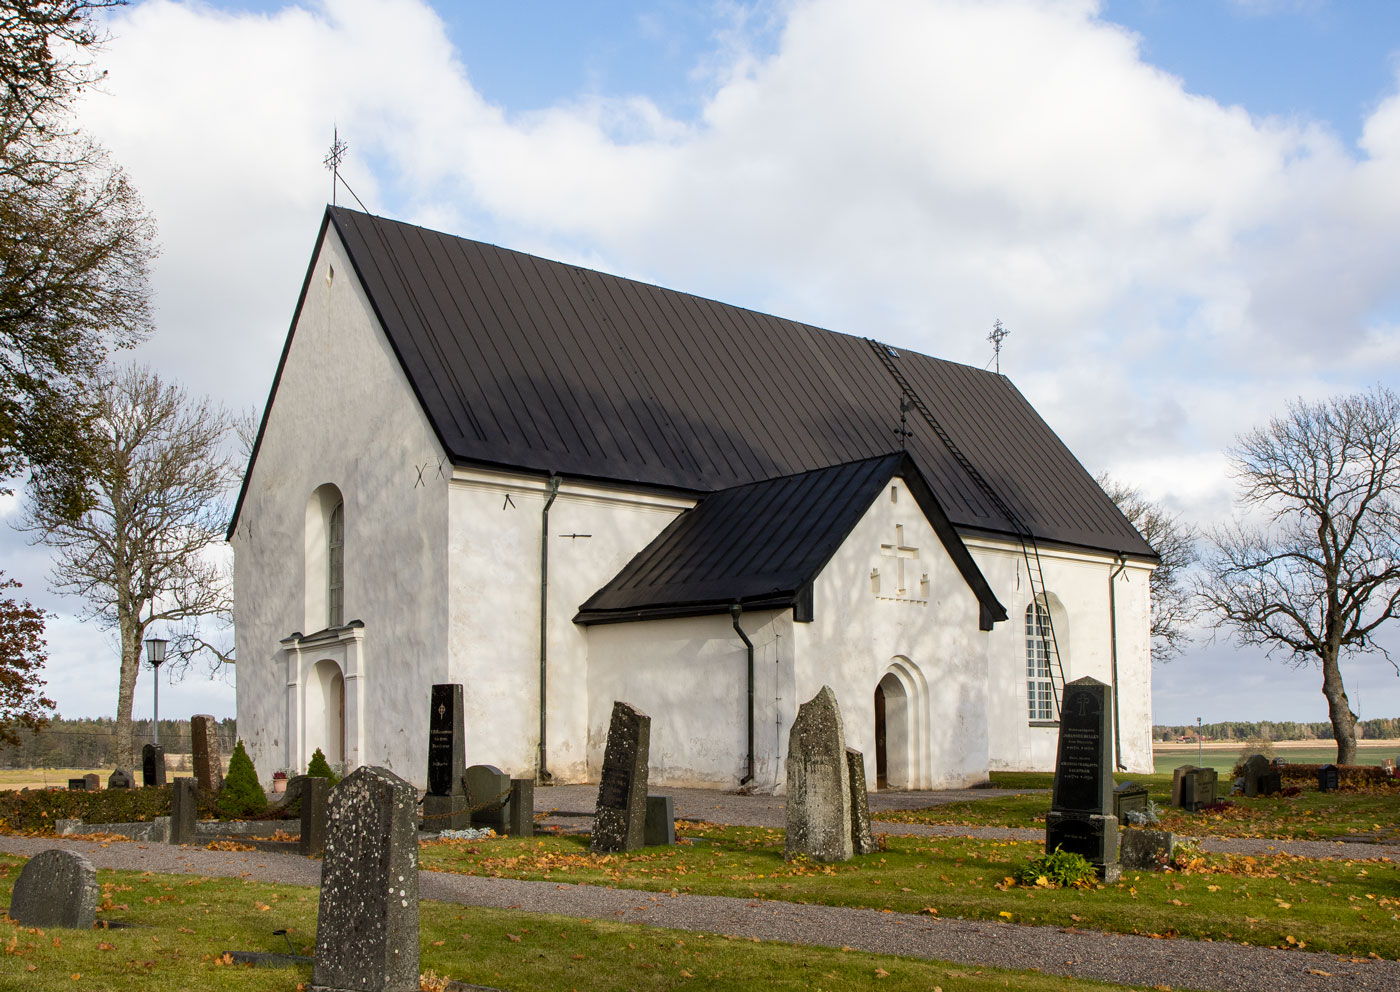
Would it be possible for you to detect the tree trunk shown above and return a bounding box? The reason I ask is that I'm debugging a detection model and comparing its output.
[113,616,142,771]
[1320,648,1358,765]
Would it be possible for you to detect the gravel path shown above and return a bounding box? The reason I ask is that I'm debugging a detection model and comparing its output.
[3,832,1398,992]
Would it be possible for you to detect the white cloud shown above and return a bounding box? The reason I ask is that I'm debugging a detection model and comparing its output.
[22,0,1396,719]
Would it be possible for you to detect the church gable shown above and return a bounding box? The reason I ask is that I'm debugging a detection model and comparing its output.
[575,453,1005,628]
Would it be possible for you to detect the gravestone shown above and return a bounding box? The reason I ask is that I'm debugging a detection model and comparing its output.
[1242,754,1280,797]
[1182,767,1218,810]
[1170,765,1196,808]
[1113,781,1149,822]
[508,778,534,837]
[784,686,853,863]
[1318,764,1340,792]
[300,776,329,856]
[464,764,512,832]
[9,850,98,928]
[191,714,224,793]
[170,777,198,845]
[1044,677,1119,882]
[422,684,468,830]
[591,701,651,854]
[645,795,675,846]
[107,768,134,790]
[83,773,100,792]
[312,766,419,992]
[142,743,167,788]
[1119,829,1175,870]
[846,747,877,855]
[67,778,85,791]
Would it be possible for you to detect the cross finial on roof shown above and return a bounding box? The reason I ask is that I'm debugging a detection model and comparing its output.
[324,127,348,205]
[987,319,1010,374]
[893,396,913,449]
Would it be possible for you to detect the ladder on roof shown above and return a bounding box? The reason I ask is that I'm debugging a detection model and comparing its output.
[865,339,1067,719]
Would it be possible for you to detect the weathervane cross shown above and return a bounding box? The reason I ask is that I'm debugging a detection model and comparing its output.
[324,127,348,205]
[987,318,1010,374]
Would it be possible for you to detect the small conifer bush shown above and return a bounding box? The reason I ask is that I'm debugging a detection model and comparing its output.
[306,747,340,786]
[217,739,268,819]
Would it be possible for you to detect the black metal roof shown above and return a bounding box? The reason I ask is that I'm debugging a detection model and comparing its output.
[575,454,1006,627]
[230,207,1156,560]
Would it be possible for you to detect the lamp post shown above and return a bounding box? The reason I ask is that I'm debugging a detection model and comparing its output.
[145,636,168,746]
[1197,716,1203,768]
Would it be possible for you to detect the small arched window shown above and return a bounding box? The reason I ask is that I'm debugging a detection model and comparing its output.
[328,500,344,628]
[1025,601,1056,721]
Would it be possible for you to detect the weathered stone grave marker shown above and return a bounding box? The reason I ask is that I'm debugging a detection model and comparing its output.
[191,714,224,793]
[142,743,167,788]
[1045,676,1119,881]
[312,766,419,992]
[645,795,675,846]
[784,686,853,863]
[1242,754,1280,797]
[465,764,513,833]
[591,701,650,854]
[107,768,134,790]
[82,772,100,792]
[423,684,468,831]
[170,777,198,845]
[300,775,329,856]
[8,849,98,929]
[1120,828,1174,870]
[509,778,534,837]
[846,747,877,855]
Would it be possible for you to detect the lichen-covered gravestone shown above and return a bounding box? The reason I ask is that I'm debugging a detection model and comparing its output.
[191,714,225,793]
[784,686,853,863]
[8,849,98,928]
[312,766,419,992]
[142,743,167,788]
[107,768,134,790]
[1045,677,1120,882]
[591,701,650,853]
[846,747,877,855]
[423,683,468,830]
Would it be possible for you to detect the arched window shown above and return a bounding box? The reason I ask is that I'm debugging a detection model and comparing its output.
[1025,601,1057,721]
[328,500,344,628]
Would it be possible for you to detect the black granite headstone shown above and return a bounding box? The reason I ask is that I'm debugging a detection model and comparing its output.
[312,766,419,992]
[426,684,465,797]
[67,778,85,791]
[645,795,675,846]
[508,778,534,837]
[1318,764,1340,792]
[300,776,329,857]
[1045,677,1119,881]
[142,743,167,788]
[591,701,650,853]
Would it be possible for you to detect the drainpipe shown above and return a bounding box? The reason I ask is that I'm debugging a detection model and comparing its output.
[1108,555,1128,771]
[537,474,561,785]
[730,605,755,786]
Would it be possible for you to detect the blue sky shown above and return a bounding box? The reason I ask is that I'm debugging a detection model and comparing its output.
[5,0,1400,730]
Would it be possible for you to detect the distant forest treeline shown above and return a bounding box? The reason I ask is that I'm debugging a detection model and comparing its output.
[0,717,238,769]
[1153,719,1400,742]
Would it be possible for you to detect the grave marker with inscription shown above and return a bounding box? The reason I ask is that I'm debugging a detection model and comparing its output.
[1045,677,1120,882]
[464,764,512,832]
[8,849,98,929]
[142,743,167,788]
[591,701,650,853]
[784,686,853,863]
[422,684,468,830]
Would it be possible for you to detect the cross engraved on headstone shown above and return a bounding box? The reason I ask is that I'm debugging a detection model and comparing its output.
[879,524,919,597]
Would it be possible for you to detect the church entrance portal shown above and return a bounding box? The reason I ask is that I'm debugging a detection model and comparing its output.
[875,671,910,789]
[309,659,346,765]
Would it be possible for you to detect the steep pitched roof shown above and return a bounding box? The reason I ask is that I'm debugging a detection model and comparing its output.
[575,454,1006,628]
[231,207,1155,560]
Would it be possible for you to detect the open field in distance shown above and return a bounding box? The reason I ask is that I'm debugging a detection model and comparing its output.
[1153,739,1398,775]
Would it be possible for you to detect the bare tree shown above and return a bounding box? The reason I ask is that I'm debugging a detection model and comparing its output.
[1197,387,1400,764]
[1097,473,1198,664]
[20,365,236,769]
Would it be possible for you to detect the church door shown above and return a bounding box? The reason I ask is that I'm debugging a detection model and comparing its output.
[874,684,888,790]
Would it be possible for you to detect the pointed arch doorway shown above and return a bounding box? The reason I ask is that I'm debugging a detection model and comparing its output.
[873,658,928,790]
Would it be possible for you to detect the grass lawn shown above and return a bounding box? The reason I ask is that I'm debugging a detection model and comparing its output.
[876,772,1400,843]
[418,824,1400,960]
[0,855,1137,992]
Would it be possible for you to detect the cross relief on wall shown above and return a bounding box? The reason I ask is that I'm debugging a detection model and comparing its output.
[871,524,930,603]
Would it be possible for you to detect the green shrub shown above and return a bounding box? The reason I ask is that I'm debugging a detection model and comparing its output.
[216,739,268,819]
[306,747,340,786]
[1011,846,1098,889]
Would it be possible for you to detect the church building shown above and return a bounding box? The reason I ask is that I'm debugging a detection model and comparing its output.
[229,206,1158,792]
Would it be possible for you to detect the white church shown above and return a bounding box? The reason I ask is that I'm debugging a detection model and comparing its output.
[229,207,1158,793]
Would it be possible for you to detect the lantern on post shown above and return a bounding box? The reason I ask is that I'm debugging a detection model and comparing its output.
[144,636,168,745]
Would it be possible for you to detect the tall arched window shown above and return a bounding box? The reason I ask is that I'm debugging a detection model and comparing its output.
[328,500,344,628]
[1025,601,1056,721]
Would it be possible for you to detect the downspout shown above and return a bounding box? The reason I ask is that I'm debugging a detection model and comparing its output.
[1108,555,1128,771]
[730,605,755,786]
[538,474,561,785]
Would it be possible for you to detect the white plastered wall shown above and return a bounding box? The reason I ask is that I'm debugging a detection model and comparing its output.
[793,476,993,790]
[969,538,1155,774]
[446,470,690,784]
[231,224,450,785]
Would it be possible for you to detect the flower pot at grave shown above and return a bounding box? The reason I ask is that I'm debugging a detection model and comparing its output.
[272,778,287,794]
